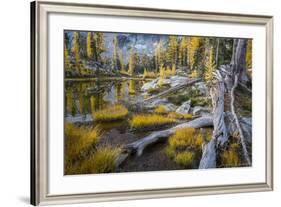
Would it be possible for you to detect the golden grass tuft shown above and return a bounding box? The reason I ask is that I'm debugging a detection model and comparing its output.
[220,142,241,167]
[130,114,176,129]
[165,146,176,159]
[154,105,168,114]
[174,152,194,167]
[81,147,121,174]
[165,128,203,166]
[168,128,202,150]
[93,104,128,122]
[66,146,120,174]
[65,123,101,161]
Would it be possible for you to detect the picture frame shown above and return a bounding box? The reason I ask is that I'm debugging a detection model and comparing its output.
[31,0,273,205]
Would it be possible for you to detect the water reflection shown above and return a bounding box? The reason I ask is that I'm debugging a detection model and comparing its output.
[64,79,145,121]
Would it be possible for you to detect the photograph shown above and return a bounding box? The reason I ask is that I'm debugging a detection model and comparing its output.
[63,30,253,175]
[29,1,274,205]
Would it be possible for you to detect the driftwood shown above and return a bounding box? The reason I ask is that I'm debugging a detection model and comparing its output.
[114,112,251,169]
[125,116,213,156]
[143,78,201,103]
[114,116,213,168]
[199,39,251,169]
[199,71,228,169]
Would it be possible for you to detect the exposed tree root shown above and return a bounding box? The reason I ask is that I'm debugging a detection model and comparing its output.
[230,75,251,165]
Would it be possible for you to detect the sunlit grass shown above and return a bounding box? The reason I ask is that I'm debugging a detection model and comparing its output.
[220,143,241,167]
[80,146,121,174]
[154,105,168,114]
[165,128,203,166]
[65,146,121,174]
[93,104,128,122]
[168,128,202,150]
[64,123,101,162]
[174,152,194,167]
[130,114,176,129]
[165,146,176,159]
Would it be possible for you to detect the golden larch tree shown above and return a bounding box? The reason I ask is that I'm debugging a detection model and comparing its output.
[204,47,216,82]
[155,39,164,73]
[246,39,252,69]
[86,32,93,59]
[72,32,81,74]
[168,36,178,65]
[187,37,200,71]
[178,37,188,66]
[94,32,105,62]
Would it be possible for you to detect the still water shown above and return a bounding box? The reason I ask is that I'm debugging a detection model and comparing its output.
[64,79,146,123]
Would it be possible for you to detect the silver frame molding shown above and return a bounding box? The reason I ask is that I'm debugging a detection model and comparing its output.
[30,1,274,205]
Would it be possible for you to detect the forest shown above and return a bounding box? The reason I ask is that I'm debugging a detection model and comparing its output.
[64,31,252,175]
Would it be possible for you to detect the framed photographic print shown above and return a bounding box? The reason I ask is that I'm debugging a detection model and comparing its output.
[30,0,273,205]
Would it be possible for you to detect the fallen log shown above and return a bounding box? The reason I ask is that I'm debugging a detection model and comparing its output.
[115,112,251,169]
[143,78,201,103]
[120,116,213,159]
